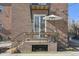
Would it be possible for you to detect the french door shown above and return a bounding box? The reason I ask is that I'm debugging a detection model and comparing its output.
[33,14,46,39]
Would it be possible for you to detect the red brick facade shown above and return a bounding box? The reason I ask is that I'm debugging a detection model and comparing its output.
[0,3,68,52]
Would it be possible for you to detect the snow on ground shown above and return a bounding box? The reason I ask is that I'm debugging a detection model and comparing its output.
[0,41,12,48]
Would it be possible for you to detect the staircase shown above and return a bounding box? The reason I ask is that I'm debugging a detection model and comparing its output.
[46,21,79,51]
[11,32,54,49]
[11,32,27,48]
[46,21,68,50]
[10,23,79,52]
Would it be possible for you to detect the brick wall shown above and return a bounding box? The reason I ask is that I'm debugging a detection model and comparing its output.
[11,4,32,38]
[0,4,12,35]
[50,3,68,34]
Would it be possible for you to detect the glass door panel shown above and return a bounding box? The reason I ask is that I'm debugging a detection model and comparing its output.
[33,15,46,39]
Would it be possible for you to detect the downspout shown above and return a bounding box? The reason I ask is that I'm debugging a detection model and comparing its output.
[48,3,50,15]
[30,4,33,32]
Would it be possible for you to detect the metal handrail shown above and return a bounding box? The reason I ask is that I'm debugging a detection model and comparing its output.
[13,32,27,40]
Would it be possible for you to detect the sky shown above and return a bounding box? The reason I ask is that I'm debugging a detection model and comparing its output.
[68,3,79,23]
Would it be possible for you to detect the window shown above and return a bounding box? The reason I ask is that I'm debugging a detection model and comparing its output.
[38,3,47,5]
[32,3,39,5]
[33,14,46,38]
[32,3,47,5]
[0,5,3,12]
[0,24,3,32]
[32,45,48,51]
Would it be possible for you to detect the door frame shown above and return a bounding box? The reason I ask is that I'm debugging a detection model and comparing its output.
[33,14,47,38]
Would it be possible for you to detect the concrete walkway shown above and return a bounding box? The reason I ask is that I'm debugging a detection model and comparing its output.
[0,51,79,56]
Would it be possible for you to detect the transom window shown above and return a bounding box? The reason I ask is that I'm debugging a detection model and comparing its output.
[33,14,46,38]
